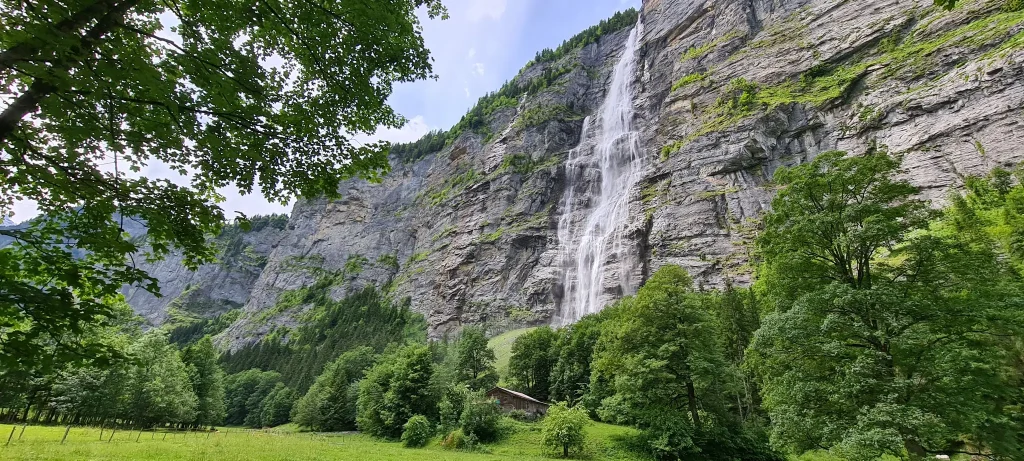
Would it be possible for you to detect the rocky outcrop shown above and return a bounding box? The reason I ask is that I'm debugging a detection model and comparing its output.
[125,0,1024,349]
[125,222,287,326]
[636,0,1023,287]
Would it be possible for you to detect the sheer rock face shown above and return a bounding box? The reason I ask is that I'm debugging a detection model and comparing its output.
[123,224,287,326]
[129,0,1024,349]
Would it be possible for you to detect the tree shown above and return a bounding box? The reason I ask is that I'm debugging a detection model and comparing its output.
[223,368,282,427]
[123,332,198,427]
[356,345,436,439]
[749,151,1024,460]
[437,383,469,432]
[710,283,762,421]
[507,327,557,401]
[755,149,932,308]
[181,336,226,428]
[0,0,447,375]
[592,266,733,458]
[542,402,590,458]
[292,346,376,431]
[48,358,131,425]
[458,392,502,443]
[453,326,498,391]
[0,296,139,423]
[259,382,297,427]
[589,266,780,461]
[549,313,605,405]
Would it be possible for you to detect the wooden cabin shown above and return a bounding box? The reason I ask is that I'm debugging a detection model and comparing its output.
[485,386,549,416]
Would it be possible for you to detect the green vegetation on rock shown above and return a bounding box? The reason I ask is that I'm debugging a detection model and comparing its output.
[513,105,584,130]
[389,9,638,163]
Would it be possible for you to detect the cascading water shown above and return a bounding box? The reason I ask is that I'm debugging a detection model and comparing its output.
[556,19,646,325]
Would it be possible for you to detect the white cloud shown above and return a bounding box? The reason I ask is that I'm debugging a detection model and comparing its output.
[7,117,433,223]
[464,87,471,98]
[466,0,507,22]
[467,47,476,59]
[10,200,38,224]
[472,63,486,76]
[355,115,431,145]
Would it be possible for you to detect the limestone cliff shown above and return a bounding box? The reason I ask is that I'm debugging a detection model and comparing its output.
[128,0,1024,349]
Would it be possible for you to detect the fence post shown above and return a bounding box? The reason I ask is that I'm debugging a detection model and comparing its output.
[107,429,116,442]
[99,425,104,441]
[61,426,71,444]
[162,432,167,441]
[136,430,142,442]
[6,426,15,446]
[18,424,26,440]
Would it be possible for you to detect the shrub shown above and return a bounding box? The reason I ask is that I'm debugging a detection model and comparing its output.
[506,409,533,422]
[401,415,433,448]
[460,393,502,442]
[440,429,467,450]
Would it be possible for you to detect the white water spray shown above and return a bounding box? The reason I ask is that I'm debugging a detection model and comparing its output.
[556,20,645,324]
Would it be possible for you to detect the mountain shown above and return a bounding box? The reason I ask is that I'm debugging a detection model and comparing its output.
[1,216,14,227]
[124,0,1024,350]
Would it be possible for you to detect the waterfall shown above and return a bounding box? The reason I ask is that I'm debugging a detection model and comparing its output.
[556,20,645,325]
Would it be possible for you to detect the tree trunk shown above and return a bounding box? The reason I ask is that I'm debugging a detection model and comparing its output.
[0,0,141,145]
[563,443,569,458]
[686,378,701,428]
[0,0,121,70]
[904,438,927,460]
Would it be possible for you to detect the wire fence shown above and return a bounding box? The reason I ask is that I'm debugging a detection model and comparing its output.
[1,423,329,448]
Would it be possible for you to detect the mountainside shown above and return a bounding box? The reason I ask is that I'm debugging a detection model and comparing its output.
[126,0,1024,350]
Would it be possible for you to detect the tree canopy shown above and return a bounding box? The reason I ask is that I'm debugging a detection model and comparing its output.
[750,150,1024,460]
[0,0,446,375]
[507,326,557,401]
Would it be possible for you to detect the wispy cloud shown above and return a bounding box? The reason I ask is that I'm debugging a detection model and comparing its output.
[466,0,507,22]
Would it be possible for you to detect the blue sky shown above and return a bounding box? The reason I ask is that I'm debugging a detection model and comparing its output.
[8,0,640,222]
[388,0,642,135]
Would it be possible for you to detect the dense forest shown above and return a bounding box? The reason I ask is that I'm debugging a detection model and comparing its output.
[2,148,1021,460]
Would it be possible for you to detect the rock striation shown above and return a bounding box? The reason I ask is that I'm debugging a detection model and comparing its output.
[124,0,1024,349]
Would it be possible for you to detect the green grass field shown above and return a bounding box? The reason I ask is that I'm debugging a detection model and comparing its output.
[0,420,648,461]
[489,327,537,384]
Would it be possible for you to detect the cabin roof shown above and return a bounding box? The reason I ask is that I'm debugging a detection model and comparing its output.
[486,386,549,406]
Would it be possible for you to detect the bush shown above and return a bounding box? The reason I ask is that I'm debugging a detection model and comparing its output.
[506,409,533,422]
[401,415,433,448]
[542,402,590,458]
[459,393,502,442]
[440,429,467,450]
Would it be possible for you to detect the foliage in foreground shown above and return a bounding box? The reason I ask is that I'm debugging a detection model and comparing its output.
[0,0,447,381]
[750,150,1024,460]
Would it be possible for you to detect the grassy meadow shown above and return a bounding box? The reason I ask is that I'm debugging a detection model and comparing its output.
[0,421,649,461]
